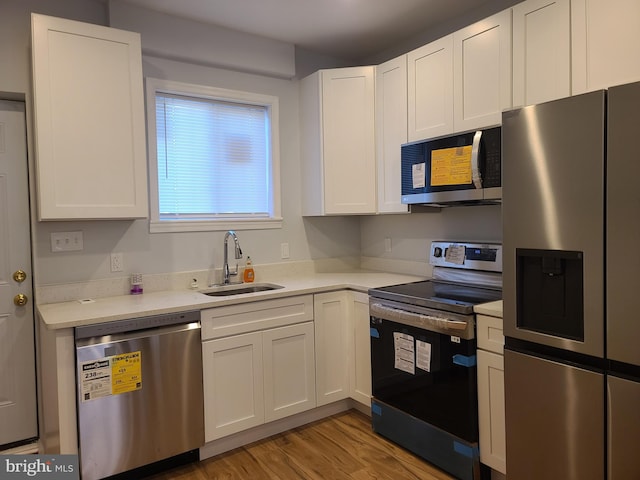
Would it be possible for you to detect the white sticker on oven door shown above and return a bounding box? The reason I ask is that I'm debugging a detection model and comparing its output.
[412,163,426,189]
[394,332,415,375]
[416,340,432,372]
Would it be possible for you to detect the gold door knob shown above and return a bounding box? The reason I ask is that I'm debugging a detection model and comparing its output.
[13,270,27,283]
[14,294,28,306]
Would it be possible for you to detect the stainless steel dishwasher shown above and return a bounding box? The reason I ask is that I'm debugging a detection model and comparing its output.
[75,310,204,480]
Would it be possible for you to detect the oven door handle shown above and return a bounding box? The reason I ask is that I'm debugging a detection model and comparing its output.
[370,303,470,333]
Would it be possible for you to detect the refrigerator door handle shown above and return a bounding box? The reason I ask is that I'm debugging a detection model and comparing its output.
[471,130,483,189]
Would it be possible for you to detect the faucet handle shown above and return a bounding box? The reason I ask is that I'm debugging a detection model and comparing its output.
[229,262,239,277]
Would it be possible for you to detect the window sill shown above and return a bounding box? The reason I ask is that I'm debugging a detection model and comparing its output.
[149,218,283,233]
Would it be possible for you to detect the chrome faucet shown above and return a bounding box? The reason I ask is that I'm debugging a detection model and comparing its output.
[223,230,243,284]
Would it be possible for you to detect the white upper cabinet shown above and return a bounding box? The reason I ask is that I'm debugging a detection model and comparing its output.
[512,0,571,107]
[375,56,409,214]
[572,0,640,94]
[31,14,148,220]
[453,9,512,132]
[301,67,376,216]
[407,35,454,141]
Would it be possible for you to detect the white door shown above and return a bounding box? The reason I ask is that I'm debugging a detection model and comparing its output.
[0,100,37,446]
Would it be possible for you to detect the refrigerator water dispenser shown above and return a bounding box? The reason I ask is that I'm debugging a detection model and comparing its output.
[516,249,584,341]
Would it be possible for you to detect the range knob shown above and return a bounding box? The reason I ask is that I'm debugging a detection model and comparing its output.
[433,247,443,258]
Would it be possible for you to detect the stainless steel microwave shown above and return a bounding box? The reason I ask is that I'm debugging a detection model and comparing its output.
[401,126,501,206]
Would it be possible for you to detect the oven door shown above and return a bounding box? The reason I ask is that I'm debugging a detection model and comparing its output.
[370,304,479,442]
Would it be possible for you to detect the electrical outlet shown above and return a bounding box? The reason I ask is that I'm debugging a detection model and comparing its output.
[51,231,84,252]
[281,242,290,259]
[384,237,392,253]
[110,253,124,272]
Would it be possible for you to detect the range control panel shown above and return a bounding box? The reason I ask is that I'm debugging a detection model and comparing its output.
[430,241,502,272]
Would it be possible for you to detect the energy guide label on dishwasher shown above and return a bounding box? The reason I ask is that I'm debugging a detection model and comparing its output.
[80,351,142,402]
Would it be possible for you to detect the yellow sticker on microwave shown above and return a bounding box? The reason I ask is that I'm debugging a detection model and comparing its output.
[111,351,142,395]
[430,145,473,186]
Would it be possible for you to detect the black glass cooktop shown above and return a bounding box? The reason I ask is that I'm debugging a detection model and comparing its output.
[369,280,502,315]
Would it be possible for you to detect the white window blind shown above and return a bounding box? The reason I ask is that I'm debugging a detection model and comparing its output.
[155,93,271,218]
[146,78,282,233]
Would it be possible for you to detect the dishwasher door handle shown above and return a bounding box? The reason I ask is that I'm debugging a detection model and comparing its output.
[75,320,201,348]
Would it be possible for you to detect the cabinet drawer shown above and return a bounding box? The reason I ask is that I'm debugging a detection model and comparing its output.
[477,314,504,354]
[201,295,314,340]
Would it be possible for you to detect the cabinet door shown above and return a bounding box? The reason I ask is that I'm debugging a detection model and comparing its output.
[203,332,264,441]
[512,0,571,107]
[453,10,512,132]
[263,322,316,422]
[314,291,350,406]
[31,14,148,220]
[376,56,409,214]
[407,35,454,141]
[477,349,506,474]
[572,0,640,94]
[350,291,372,407]
[321,67,376,214]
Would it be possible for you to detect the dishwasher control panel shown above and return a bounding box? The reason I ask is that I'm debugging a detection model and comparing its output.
[75,310,200,340]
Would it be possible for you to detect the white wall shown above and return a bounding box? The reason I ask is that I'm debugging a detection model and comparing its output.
[361,206,502,269]
[2,0,502,288]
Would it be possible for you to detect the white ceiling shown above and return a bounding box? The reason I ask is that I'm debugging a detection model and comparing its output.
[112,0,518,61]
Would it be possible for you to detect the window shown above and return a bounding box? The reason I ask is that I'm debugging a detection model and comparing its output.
[146,78,282,232]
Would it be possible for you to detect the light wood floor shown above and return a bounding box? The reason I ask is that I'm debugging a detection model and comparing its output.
[147,410,455,480]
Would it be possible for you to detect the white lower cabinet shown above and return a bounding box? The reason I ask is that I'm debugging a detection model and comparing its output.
[203,331,265,440]
[350,291,372,406]
[476,313,506,475]
[314,291,350,406]
[202,296,315,442]
[314,291,372,408]
[262,322,316,422]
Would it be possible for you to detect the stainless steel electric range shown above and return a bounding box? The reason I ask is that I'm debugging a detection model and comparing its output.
[368,241,502,480]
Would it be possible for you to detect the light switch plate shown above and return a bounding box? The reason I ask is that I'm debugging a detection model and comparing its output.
[51,231,83,252]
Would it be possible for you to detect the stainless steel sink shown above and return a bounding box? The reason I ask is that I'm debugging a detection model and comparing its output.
[200,283,284,297]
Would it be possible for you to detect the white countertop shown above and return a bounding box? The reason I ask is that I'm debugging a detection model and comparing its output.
[474,300,503,318]
[37,271,425,330]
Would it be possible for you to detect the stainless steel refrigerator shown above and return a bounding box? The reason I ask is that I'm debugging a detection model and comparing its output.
[502,82,640,479]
